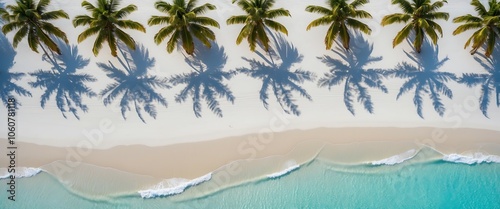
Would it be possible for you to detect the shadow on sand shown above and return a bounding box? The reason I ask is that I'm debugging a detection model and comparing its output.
[170,41,236,118]
[0,3,5,25]
[459,43,500,118]
[317,32,389,115]
[29,38,96,119]
[99,42,170,123]
[0,32,32,107]
[237,32,316,116]
[387,38,457,118]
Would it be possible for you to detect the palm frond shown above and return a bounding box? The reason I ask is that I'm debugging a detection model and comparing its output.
[226,15,248,25]
[152,25,176,44]
[381,13,411,26]
[265,8,290,19]
[114,4,137,18]
[392,23,413,47]
[392,0,414,14]
[264,19,288,35]
[305,5,331,15]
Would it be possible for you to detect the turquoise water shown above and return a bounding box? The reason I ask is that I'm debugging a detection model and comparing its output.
[1,153,499,209]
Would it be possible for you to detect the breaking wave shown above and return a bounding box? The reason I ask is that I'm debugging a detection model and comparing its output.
[138,173,212,198]
[443,153,500,164]
[0,167,42,179]
[267,163,300,179]
[370,149,418,165]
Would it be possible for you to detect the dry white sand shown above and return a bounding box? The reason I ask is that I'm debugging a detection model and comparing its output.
[0,0,498,149]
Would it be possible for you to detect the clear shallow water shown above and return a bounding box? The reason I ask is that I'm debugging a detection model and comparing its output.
[1,152,499,209]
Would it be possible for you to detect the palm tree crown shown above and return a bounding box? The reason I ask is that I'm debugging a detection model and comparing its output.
[73,0,146,57]
[381,0,449,53]
[226,0,290,52]
[453,0,500,57]
[306,0,372,50]
[148,0,220,55]
[1,0,69,55]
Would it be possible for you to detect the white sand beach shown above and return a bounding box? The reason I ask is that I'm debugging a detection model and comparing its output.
[1,1,500,208]
[0,0,499,184]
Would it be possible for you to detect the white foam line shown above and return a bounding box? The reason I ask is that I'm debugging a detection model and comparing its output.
[138,173,212,199]
[443,153,500,165]
[0,167,42,179]
[267,164,300,179]
[370,149,418,166]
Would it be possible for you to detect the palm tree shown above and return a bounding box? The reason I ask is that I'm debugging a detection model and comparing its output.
[318,33,388,115]
[0,32,32,107]
[148,0,220,55]
[99,43,170,123]
[226,0,290,52]
[453,0,500,57]
[170,41,236,117]
[381,0,449,53]
[29,38,96,119]
[388,39,456,118]
[458,44,500,117]
[238,33,315,116]
[73,0,146,57]
[305,0,372,50]
[1,0,69,55]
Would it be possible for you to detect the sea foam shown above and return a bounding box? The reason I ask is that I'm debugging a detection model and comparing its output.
[138,173,212,198]
[443,153,500,164]
[267,161,300,179]
[0,167,42,179]
[370,149,417,165]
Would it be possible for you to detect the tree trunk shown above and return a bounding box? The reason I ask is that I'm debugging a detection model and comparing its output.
[39,43,61,72]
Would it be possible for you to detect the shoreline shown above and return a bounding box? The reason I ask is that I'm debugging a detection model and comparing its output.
[1,127,499,179]
[0,127,500,179]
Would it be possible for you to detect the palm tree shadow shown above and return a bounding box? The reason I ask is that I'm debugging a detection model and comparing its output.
[238,32,316,116]
[99,42,170,123]
[170,41,236,118]
[0,32,32,107]
[388,38,457,118]
[317,32,389,115]
[458,43,500,117]
[29,38,96,119]
[0,2,5,24]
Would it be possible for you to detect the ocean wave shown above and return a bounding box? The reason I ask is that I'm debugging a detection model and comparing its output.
[138,173,212,199]
[0,167,42,179]
[267,163,300,179]
[370,149,418,166]
[442,153,500,164]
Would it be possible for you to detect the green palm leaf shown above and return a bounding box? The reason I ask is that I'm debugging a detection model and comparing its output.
[453,0,500,57]
[306,0,372,50]
[227,0,290,52]
[148,0,219,55]
[1,0,69,55]
[382,0,449,53]
[74,0,145,57]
